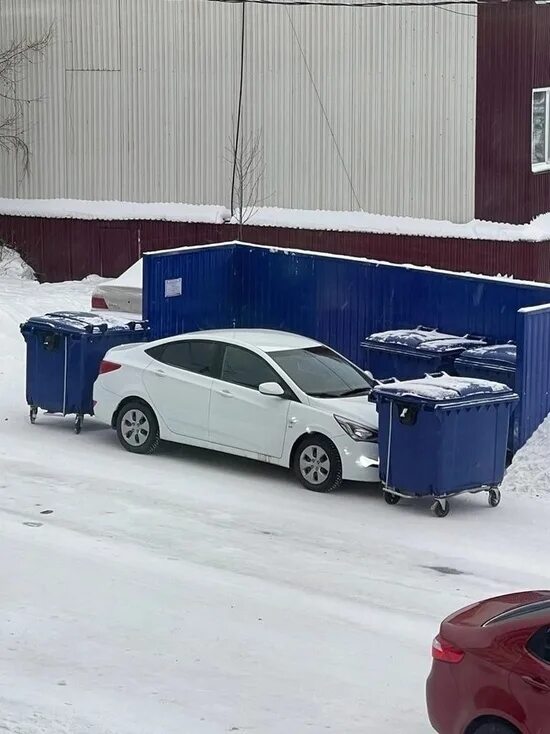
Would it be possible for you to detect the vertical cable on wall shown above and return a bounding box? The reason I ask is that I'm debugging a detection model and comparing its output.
[230,0,247,218]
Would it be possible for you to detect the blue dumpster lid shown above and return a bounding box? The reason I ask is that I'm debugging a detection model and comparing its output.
[22,311,147,334]
[364,327,486,352]
[455,343,517,368]
[373,372,516,406]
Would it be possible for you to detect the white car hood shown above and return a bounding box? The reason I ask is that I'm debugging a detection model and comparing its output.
[307,394,378,429]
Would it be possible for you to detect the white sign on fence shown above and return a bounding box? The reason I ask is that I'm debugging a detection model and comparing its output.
[164,277,182,298]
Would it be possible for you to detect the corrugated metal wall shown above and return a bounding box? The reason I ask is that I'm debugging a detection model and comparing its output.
[3,214,550,284]
[0,0,476,221]
[142,242,550,448]
[476,3,550,224]
[516,305,550,449]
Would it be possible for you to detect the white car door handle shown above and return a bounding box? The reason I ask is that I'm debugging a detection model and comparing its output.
[217,389,233,398]
[153,368,166,377]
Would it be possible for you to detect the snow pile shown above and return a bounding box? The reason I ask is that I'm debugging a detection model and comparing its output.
[503,415,550,496]
[0,244,35,281]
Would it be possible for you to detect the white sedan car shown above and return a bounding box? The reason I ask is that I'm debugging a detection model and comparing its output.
[93,329,379,491]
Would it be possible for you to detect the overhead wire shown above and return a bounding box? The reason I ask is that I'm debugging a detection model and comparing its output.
[284,6,363,210]
[204,0,520,8]
[230,0,247,218]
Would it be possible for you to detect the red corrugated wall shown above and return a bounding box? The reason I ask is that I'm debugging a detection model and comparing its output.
[476,2,550,224]
[2,214,550,283]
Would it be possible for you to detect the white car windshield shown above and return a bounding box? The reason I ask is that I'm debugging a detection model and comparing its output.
[271,346,374,398]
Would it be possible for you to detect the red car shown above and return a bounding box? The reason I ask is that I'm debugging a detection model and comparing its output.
[427,591,550,734]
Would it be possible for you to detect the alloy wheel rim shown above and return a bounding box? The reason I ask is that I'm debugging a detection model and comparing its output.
[299,445,330,485]
[122,409,150,446]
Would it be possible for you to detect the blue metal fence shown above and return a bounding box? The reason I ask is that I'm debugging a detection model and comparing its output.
[143,244,237,340]
[516,304,550,450]
[143,242,550,448]
[236,245,550,365]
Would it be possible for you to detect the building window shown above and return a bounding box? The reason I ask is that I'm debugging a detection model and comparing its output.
[532,88,550,172]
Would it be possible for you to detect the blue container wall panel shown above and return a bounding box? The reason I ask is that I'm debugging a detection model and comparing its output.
[237,247,550,366]
[143,245,237,340]
[516,304,550,449]
[238,246,317,336]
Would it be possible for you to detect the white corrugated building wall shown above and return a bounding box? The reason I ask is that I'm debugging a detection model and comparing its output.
[0,0,477,222]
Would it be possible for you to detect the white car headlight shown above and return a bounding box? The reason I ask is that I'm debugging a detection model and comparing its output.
[334,415,377,442]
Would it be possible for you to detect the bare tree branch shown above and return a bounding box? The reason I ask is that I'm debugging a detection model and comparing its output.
[0,26,53,175]
[226,129,272,236]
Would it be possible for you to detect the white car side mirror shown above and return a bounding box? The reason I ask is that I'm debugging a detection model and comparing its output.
[259,382,285,397]
[364,370,374,381]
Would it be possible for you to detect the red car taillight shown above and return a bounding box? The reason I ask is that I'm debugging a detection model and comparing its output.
[432,635,464,664]
[92,296,108,309]
[99,360,121,375]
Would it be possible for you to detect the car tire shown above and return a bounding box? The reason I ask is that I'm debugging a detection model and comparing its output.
[474,722,518,734]
[292,435,343,493]
[116,400,160,455]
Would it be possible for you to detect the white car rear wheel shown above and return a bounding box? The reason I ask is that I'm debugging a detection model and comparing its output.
[116,401,160,455]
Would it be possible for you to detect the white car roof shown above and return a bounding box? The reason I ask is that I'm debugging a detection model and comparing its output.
[160,329,322,353]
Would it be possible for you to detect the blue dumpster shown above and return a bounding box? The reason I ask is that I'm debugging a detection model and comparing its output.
[361,327,486,380]
[455,343,516,390]
[20,312,149,433]
[373,373,518,517]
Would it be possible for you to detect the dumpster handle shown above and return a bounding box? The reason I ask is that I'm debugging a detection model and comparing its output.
[62,335,68,416]
[464,333,486,342]
[385,406,393,488]
[433,394,519,411]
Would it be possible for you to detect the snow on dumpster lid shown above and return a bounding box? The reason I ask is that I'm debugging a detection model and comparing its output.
[363,328,485,352]
[364,327,456,349]
[24,311,146,333]
[374,373,514,404]
[456,343,517,367]
[416,336,487,353]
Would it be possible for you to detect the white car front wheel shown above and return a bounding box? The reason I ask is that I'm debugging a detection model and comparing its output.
[293,436,343,493]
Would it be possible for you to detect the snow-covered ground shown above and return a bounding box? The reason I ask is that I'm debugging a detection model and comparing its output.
[1,266,549,734]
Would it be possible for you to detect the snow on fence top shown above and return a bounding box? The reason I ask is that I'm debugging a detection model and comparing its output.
[2,197,550,243]
[241,207,550,243]
[0,198,231,225]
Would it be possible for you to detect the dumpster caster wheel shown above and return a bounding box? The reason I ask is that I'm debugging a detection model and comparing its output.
[488,488,501,508]
[74,415,83,434]
[29,406,38,424]
[384,491,401,505]
[431,500,450,518]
